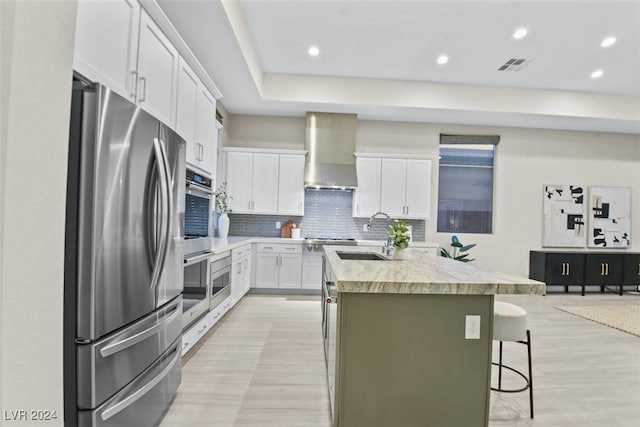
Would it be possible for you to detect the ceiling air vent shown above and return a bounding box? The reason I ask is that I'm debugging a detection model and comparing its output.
[498,58,532,72]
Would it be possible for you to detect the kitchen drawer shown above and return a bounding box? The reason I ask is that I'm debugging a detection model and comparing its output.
[256,242,302,254]
[232,244,250,259]
[182,315,209,355]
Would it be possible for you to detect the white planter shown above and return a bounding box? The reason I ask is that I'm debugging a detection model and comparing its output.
[217,213,230,238]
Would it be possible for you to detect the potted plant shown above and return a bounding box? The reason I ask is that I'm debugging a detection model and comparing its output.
[214,182,232,238]
[389,220,411,258]
[440,235,476,262]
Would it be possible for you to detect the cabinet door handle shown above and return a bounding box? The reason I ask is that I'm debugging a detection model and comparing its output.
[130,70,138,101]
[406,206,409,215]
[601,263,605,276]
[138,76,147,102]
[562,262,570,276]
[605,263,609,276]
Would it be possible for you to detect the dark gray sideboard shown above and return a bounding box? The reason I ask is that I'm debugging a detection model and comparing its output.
[530,251,640,295]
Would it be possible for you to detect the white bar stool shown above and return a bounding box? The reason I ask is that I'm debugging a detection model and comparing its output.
[492,301,534,418]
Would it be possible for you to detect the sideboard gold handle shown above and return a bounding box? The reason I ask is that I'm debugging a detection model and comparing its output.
[605,263,609,276]
[566,262,570,276]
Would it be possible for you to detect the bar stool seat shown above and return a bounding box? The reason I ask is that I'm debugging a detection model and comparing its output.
[492,301,534,419]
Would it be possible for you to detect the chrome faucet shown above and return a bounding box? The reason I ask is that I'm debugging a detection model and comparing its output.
[365,212,394,256]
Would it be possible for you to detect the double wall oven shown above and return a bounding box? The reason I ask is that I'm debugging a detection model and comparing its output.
[182,168,232,329]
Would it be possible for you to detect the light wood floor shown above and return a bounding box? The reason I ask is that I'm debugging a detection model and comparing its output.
[161,291,640,427]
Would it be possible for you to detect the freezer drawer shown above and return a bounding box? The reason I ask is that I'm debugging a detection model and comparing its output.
[77,336,181,427]
[77,297,182,409]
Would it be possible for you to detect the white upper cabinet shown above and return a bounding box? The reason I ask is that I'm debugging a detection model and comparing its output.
[277,154,305,215]
[380,158,407,218]
[176,58,198,150]
[225,151,278,214]
[250,153,279,214]
[135,10,179,127]
[226,151,253,213]
[74,1,179,128]
[194,86,217,175]
[404,159,431,219]
[352,157,382,218]
[355,154,432,220]
[380,158,431,219]
[225,149,306,215]
[74,0,140,100]
[176,58,218,177]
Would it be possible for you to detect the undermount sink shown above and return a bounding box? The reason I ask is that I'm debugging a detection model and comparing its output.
[336,251,389,261]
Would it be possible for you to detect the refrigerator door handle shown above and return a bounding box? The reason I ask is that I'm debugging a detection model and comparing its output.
[99,303,180,358]
[149,137,172,290]
[99,345,180,421]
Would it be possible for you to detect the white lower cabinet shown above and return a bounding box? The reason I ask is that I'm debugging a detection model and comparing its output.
[301,254,323,290]
[254,243,302,289]
[232,244,252,301]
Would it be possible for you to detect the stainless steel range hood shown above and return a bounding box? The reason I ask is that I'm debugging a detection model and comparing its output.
[304,112,357,190]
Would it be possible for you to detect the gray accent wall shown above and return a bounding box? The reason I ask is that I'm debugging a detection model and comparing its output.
[228,189,425,240]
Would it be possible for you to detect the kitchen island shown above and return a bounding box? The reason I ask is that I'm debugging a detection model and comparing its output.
[322,245,545,427]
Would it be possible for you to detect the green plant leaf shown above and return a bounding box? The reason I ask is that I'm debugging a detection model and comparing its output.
[440,248,452,258]
[460,243,477,252]
[451,242,463,248]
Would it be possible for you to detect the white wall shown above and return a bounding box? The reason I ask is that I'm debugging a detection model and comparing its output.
[226,114,306,150]
[227,115,640,276]
[1,1,76,424]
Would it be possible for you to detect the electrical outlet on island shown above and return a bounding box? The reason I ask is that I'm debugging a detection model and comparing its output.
[465,315,481,339]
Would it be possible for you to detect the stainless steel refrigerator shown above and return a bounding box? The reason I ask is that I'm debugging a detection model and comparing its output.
[64,78,185,426]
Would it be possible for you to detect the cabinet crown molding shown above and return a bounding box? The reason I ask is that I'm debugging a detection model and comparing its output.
[223,147,307,155]
[354,152,434,160]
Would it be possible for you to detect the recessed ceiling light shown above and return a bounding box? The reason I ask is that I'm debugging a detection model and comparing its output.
[513,27,528,39]
[437,55,449,65]
[601,36,616,48]
[308,46,320,56]
[591,69,604,79]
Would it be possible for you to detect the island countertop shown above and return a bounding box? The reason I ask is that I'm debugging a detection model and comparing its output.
[323,245,545,295]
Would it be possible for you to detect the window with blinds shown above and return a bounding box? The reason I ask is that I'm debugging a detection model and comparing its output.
[437,135,499,234]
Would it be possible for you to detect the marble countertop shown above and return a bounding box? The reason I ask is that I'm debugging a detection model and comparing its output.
[324,245,545,295]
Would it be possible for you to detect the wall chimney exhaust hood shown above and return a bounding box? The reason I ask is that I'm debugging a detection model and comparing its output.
[304,112,358,190]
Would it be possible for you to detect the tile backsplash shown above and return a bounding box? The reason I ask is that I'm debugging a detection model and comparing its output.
[227,189,425,241]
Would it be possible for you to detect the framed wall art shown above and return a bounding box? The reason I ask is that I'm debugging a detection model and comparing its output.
[588,186,631,248]
[543,184,586,247]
